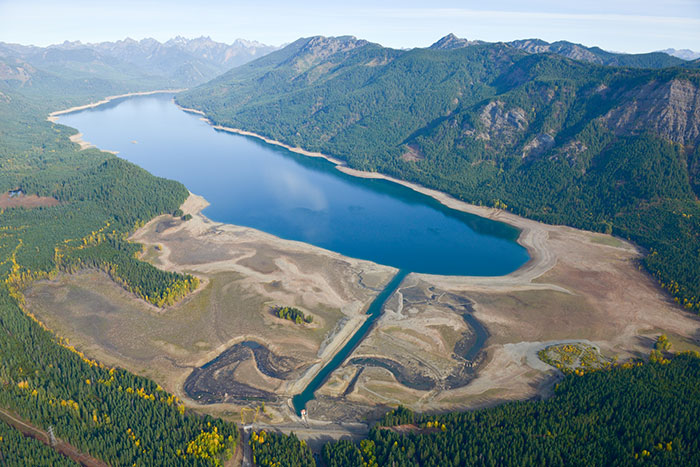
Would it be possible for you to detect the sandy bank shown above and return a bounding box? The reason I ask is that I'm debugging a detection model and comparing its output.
[164,110,700,417]
[128,192,397,403]
[149,193,396,395]
[67,132,119,154]
[47,89,185,122]
[50,90,184,152]
[284,314,367,395]
[34,95,700,423]
[170,108,560,289]
[54,94,555,288]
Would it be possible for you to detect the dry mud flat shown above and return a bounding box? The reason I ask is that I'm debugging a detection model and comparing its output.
[34,94,700,425]
[23,191,700,424]
[312,207,700,418]
[25,193,394,423]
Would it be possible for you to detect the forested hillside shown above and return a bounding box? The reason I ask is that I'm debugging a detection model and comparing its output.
[0,419,77,466]
[320,353,700,466]
[3,32,700,465]
[432,34,690,69]
[242,352,700,466]
[178,35,700,313]
[0,60,238,465]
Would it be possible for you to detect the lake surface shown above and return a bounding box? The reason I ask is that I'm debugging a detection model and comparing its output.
[58,94,529,276]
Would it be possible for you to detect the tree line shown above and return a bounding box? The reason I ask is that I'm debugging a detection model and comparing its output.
[0,83,238,464]
[320,352,700,466]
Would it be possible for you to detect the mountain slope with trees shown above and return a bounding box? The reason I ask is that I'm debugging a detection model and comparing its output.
[0,49,239,465]
[432,34,690,69]
[178,35,700,313]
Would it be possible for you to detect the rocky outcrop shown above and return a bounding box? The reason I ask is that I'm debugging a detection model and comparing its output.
[0,58,34,83]
[430,33,483,50]
[469,101,528,144]
[290,36,370,72]
[601,78,700,146]
[510,39,603,63]
[556,140,588,163]
[522,134,555,158]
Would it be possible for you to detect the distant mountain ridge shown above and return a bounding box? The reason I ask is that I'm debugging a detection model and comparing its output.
[429,33,483,50]
[0,36,279,88]
[430,34,689,69]
[660,48,700,61]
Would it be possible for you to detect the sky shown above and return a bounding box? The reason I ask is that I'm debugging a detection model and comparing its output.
[1,0,699,53]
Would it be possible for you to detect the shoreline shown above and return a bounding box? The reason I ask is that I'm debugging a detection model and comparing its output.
[46,92,593,292]
[175,102,553,281]
[49,92,578,286]
[50,89,185,153]
[67,132,120,154]
[34,94,700,430]
[176,103,347,166]
[52,93,545,276]
[47,89,185,122]
[129,191,399,421]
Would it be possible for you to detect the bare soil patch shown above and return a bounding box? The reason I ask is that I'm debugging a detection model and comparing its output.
[0,191,59,209]
[328,213,700,414]
[400,144,424,162]
[24,193,394,424]
[22,188,700,424]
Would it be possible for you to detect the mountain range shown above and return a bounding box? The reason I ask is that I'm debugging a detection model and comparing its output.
[430,34,700,69]
[178,34,700,313]
[2,32,698,310]
[0,36,278,91]
[1,31,700,466]
[660,48,700,61]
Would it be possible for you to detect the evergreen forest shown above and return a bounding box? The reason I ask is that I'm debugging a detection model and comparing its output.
[2,34,700,465]
[0,55,238,465]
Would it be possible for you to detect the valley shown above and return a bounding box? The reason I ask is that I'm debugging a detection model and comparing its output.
[23,95,700,429]
[23,181,700,427]
[1,22,700,465]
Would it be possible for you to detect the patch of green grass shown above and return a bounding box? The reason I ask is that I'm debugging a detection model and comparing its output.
[590,235,625,248]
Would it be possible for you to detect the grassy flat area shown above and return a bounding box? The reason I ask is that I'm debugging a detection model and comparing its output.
[26,269,342,386]
[23,200,395,423]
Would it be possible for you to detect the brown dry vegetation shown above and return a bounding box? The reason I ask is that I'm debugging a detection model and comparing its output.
[323,208,700,416]
[0,191,59,208]
[24,193,394,423]
[22,191,700,425]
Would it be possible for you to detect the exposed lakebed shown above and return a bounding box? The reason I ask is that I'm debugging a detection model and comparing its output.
[58,94,529,417]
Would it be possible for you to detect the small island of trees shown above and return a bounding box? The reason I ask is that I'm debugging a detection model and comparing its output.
[273,306,313,325]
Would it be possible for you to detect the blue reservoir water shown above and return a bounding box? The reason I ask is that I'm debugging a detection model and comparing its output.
[292,269,409,415]
[57,94,529,276]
